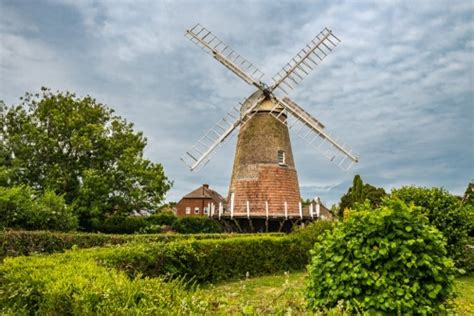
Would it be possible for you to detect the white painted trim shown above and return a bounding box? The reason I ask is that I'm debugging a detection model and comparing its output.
[246,201,250,219]
[265,201,269,219]
[299,202,303,219]
[230,192,235,219]
[284,201,288,219]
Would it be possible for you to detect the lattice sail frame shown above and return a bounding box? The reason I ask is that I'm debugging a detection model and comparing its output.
[181,23,358,171]
[181,94,265,171]
[270,28,340,95]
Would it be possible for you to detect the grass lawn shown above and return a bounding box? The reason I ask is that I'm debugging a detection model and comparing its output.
[200,272,474,315]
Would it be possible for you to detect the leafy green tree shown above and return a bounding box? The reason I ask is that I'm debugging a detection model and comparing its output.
[0,88,171,230]
[306,199,456,314]
[338,175,386,217]
[391,186,469,268]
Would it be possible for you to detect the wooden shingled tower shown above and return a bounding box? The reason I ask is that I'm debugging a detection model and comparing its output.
[181,24,359,231]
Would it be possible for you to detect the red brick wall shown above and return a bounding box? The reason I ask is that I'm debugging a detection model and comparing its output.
[228,164,300,216]
[176,198,214,217]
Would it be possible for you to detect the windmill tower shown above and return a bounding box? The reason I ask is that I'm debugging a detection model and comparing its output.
[181,24,358,231]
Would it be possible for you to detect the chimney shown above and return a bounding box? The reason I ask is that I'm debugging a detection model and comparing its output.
[203,184,209,189]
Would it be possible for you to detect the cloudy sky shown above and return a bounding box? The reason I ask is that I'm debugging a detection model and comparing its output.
[0,0,472,205]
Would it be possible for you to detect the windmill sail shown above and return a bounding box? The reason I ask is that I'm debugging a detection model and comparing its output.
[270,28,340,95]
[271,97,358,170]
[186,24,265,89]
[181,94,265,171]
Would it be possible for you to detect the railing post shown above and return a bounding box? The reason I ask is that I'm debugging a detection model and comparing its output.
[230,192,234,219]
[316,199,320,218]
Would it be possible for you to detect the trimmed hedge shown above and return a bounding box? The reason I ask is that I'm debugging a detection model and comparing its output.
[91,213,222,234]
[0,252,208,315]
[1,234,312,314]
[0,230,284,259]
[92,236,308,283]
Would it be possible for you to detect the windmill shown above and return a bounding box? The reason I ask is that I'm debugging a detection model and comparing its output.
[181,23,358,231]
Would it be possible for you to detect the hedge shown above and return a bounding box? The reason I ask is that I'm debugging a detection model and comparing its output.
[0,252,209,315]
[1,234,314,314]
[92,236,309,283]
[0,230,284,259]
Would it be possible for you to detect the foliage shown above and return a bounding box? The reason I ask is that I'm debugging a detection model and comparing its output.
[0,88,171,230]
[338,175,386,218]
[0,185,77,231]
[391,186,470,268]
[306,199,457,314]
[92,215,151,234]
[0,253,208,315]
[172,216,223,234]
[291,221,335,261]
[94,236,307,283]
[0,230,284,258]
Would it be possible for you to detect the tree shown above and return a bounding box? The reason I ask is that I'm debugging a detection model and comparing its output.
[338,175,386,217]
[391,186,470,268]
[0,88,171,230]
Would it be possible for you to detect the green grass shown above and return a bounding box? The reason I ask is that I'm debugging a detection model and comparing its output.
[200,272,474,315]
[453,274,474,314]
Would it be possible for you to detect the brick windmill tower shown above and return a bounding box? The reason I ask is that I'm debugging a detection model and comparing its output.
[181,24,359,231]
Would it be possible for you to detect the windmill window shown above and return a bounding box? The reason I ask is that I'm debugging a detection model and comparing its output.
[277,150,286,165]
[185,207,191,215]
[203,207,208,214]
[194,207,200,214]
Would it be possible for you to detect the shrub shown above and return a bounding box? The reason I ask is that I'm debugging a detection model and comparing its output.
[0,185,34,228]
[92,215,149,234]
[306,199,457,314]
[0,186,78,231]
[172,216,223,234]
[290,220,335,261]
[0,230,284,258]
[94,236,307,283]
[147,211,177,227]
[391,186,470,268]
[0,253,208,315]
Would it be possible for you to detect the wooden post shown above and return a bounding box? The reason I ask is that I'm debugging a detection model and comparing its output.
[299,201,303,219]
[230,192,235,219]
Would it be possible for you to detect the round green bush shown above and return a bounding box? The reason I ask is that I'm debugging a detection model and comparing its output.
[306,199,456,314]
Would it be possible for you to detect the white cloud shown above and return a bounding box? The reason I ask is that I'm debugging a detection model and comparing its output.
[0,0,472,204]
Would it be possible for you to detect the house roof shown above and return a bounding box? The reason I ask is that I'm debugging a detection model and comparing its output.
[182,185,226,203]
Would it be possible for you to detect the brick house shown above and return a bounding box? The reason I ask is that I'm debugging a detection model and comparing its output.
[176,184,226,217]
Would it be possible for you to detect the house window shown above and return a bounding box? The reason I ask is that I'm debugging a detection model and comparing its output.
[277,150,286,165]
[203,207,208,214]
[194,207,200,214]
[185,207,191,215]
